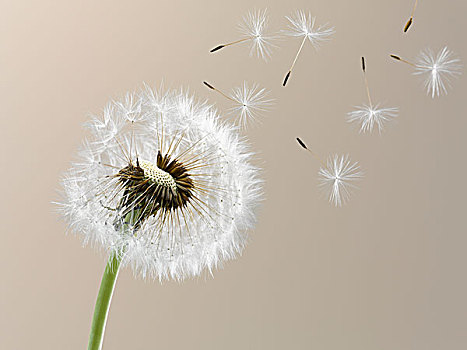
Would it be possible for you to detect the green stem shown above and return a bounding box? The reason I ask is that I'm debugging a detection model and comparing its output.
[87,253,122,350]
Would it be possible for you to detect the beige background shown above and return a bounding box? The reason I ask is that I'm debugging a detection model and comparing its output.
[1,0,467,349]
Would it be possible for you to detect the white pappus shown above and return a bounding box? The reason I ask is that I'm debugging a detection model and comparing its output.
[57,85,263,281]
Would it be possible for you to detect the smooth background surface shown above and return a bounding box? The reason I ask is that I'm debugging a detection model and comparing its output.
[1,0,466,349]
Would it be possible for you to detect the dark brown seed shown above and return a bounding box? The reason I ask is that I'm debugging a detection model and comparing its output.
[390,55,401,61]
[283,71,291,87]
[296,137,307,150]
[404,18,413,32]
[361,57,366,72]
[210,45,225,53]
[203,81,215,90]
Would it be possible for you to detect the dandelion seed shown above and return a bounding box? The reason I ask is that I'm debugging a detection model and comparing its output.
[403,0,418,32]
[415,47,463,97]
[204,81,273,127]
[347,57,398,133]
[318,154,363,207]
[296,138,363,206]
[58,85,263,281]
[210,9,276,61]
[347,104,399,134]
[282,10,335,86]
[295,137,325,166]
[390,47,463,97]
[114,92,142,123]
[229,82,273,127]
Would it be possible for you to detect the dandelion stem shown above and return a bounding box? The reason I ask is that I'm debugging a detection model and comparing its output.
[390,54,417,68]
[296,137,326,168]
[364,76,372,106]
[210,38,250,52]
[290,36,307,73]
[203,81,237,103]
[411,0,418,17]
[283,36,307,86]
[87,253,121,350]
[224,37,251,47]
[307,149,326,168]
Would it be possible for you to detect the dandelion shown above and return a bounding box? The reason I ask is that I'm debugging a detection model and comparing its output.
[347,57,398,133]
[318,154,363,207]
[415,48,463,97]
[390,47,462,97]
[203,81,273,127]
[403,0,418,32]
[296,138,363,207]
[210,8,276,61]
[57,85,262,348]
[347,104,398,134]
[282,10,335,86]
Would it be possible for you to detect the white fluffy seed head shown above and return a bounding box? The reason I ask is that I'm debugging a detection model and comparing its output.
[318,154,363,207]
[284,10,335,48]
[238,8,277,61]
[228,82,274,128]
[57,85,263,281]
[414,47,462,98]
[347,104,398,134]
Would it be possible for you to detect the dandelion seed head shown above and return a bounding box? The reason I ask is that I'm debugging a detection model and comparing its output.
[57,85,262,281]
[318,154,363,207]
[347,104,398,134]
[285,10,335,48]
[414,47,462,98]
[238,9,276,61]
[229,82,274,128]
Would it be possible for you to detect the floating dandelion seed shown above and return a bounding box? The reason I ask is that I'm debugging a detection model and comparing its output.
[210,8,276,61]
[403,0,418,32]
[415,48,463,97]
[296,138,363,207]
[347,57,398,133]
[318,154,363,207]
[390,47,462,97]
[347,104,399,134]
[204,81,273,127]
[282,10,335,86]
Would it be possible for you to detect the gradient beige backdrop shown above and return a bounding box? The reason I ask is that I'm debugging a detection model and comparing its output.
[1,0,467,349]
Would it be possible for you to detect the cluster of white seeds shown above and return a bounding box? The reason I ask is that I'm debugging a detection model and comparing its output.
[58,86,262,281]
